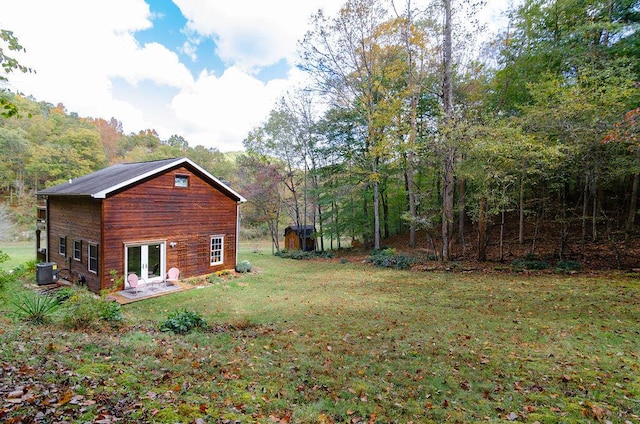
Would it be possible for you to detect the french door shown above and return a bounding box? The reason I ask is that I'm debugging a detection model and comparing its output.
[126,242,165,283]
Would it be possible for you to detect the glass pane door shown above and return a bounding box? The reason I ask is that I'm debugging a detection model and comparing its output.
[148,243,161,279]
[126,243,164,283]
[127,245,142,277]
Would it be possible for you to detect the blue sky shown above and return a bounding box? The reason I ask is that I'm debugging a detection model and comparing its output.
[2,0,513,152]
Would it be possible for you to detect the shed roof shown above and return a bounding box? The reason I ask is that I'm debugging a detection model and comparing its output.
[37,157,246,202]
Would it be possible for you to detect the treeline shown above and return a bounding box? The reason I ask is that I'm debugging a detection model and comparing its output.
[240,0,640,263]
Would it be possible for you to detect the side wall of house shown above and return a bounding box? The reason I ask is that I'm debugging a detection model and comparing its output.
[46,196,102,293]
[102,166,238,290]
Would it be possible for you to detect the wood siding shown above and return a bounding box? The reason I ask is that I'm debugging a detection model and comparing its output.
[46,196,102,293]
[101,166,238,290]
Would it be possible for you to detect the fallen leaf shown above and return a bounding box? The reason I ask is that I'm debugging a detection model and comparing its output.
[56,389,74,406]
[7,390,24,399]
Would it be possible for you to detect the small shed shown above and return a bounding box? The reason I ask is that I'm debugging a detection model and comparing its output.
[284,225,316,251]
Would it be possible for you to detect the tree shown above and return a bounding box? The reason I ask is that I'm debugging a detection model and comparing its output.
[0,127,28,198]
[440,0,455,261]
[244,102,307,234]
[0,29,34,118]
[603,107,640,230]
[300,0,406,249]
[236,154,286,252]
[390,0,441,248]
[0,203,16,242]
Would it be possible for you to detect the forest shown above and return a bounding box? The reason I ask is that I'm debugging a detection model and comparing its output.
[1,0,639,269]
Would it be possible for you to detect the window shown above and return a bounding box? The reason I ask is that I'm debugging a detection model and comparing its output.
[59,236,67,256]
[175,175,189,188]
[210,235,224,265]
[88,244,98,273]
[73,240,82,261]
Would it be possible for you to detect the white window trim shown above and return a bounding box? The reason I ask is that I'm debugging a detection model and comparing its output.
[88,243,98,274]
[210,235,224,266]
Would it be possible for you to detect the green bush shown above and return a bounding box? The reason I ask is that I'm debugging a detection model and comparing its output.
[99,300,124,325]
[235,260,253,273]
[54,286,76,303]
[0,249,9,264]
[160,309,208,334]
[556,260,581,273]
[275,250,334,260]
[60,289,123,329]
[11,292,60,324]
[368,249,415,270]
[511,256,551,271]
[0,269,15,291]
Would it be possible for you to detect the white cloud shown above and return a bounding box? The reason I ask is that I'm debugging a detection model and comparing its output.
[173,0,345,71]
[171,66,293,150]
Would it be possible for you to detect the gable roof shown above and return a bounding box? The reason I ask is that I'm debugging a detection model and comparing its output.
[37,157,246,202]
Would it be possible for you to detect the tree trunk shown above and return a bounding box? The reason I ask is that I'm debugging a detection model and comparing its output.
[477,196,488,261]
[317,202,324,252]
[499,210,505,262]
[441,0,454,262]
[592,174,597,241]
[407,150,417,248]
[373,180,381,250]
[518,168,525,244]
[458,177,466,249]
[627,172,639,231]
[582,172,589,248]
[382,184,390,240]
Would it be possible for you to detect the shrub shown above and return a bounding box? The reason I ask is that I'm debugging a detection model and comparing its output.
[160,309,208,334]
[60,289,123,329]
[11,293,60,324]
[511,256,551,271]
[99,300,124,325]
[556,260,581,273]
[236,260,253,273]
[368,249,415,270]
[275,250,335,260]
[0,269,15,291]
[54,286,77,303]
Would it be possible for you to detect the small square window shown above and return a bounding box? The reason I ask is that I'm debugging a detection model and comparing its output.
[73,240,82,261]
[175,175,189,188]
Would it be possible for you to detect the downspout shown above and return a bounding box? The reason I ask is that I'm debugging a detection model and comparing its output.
[235,202,240,267]
[45,196,50,262]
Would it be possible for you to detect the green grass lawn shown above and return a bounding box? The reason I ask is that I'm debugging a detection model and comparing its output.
[0,240,35,271]
[1,248,639,423]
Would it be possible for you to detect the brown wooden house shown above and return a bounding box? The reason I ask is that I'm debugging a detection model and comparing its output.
[284,225,316,251]
[36,158,246,294]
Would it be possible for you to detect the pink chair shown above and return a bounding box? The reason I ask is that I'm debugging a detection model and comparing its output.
[166,267,180,286]
[127,273,140,294]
